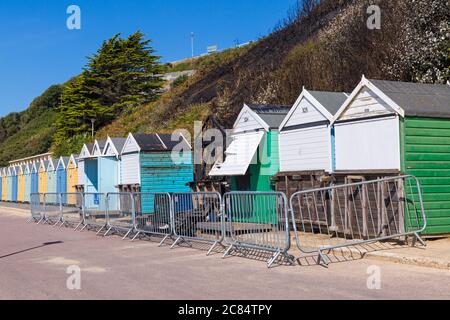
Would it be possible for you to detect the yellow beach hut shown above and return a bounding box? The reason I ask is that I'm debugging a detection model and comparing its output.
[1,168,7,201]
[67,155,78,205]
[38,160,49,194]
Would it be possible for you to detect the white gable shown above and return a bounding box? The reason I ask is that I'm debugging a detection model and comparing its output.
[333,76,405,123]
[79,144,91,159]
[103,137,119,157]
[121,133,141,154]
[92,141,103,156]
[280,90,332,130]
[233,105,269,134]
[57,157,66,170]
[24,164,31,174]
[337,87,395,121]
[31,162,38,173]
[39,160,47,172]
[68,155,77,168]
[47,160,55,172]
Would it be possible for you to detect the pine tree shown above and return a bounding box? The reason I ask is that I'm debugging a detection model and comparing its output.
[53,31,163,153]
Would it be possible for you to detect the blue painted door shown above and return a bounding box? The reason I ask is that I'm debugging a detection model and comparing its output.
[57,168,67,203]
[31,173,39,194]
[12,175,18,202]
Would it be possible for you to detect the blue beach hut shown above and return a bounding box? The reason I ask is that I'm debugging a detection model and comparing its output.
[56,157,70,198]
[31,162,39,196]
[23,164,32,203]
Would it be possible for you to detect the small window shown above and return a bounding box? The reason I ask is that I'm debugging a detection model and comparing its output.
[364,108,370,113]
[302,107,309,113]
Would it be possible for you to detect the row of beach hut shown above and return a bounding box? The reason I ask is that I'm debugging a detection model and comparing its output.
[204,76,450,235]
[0,156,78,203]
[1,77,449,235]
[0,132,194,206]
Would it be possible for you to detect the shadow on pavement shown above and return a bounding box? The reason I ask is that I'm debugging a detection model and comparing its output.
[0,241,64,259]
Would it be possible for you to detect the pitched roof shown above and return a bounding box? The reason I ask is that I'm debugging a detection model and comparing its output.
[133,133,191,152]
[247,104,292,128]
[308,91,348,116]
[369,79,450,118]
[110,138,127,154]
[58,157,70,168]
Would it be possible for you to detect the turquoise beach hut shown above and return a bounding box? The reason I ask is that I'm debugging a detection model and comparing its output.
[120,132,193,213]
[47,159,57,195]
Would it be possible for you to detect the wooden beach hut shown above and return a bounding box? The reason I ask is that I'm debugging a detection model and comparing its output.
[209,104,291,192]
[10,166,18,202]
[38,160,49,195]
[274,89,348,198]
[67,155,78,194]
[56,157,70,197]
[0,168,3,202]
[76,144,92,193]
[1,168,7,201]
[23,164,31,203]
[46,159,57,195]
[120,132,193,213]
[5,168,12,201]
[332,76,450,235]
[31,162,39,196]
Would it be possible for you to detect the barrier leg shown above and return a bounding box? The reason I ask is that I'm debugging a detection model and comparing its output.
[317,250,330,267]
[207,241,223,256]
[267,251,281,268]
[412,232,427,247]
[122,229,133,240]
[103,226,113,237]
[131,231,141,242]
[74,221,83,231]
[96,225,105,236]
[223,244,234,258]
[170,236,183,249]
[159,234,171,247]
[79,224,88,232]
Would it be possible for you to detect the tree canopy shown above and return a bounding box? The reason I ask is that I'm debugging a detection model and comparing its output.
[53,31,163,155]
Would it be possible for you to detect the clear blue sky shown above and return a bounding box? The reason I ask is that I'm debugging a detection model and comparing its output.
[0,0,297,116]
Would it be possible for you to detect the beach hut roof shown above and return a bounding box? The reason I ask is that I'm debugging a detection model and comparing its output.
[79,144,93,159]
[47,159,56,171]
[333,76,450,122]
[68,154,78,168]
[24,163,31,174]
[122,132,191,154]
[246,104,292,129]
[39,160,49,171]
[104,137,127,156]
[279,89,348,130]
[92,140,107,156]
[57,157,70,170]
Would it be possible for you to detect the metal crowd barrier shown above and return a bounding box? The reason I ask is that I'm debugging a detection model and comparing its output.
[80,193,107,233]
[171,192,223,255]
[59,193,84,229]
[103,193,136,238]
[132,192,173,245]
[30,193,45,223]
[289,175,427,265]
[223,192,294,268]
[43,193,63,225]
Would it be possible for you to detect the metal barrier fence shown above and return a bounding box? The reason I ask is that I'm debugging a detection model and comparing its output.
[60,193,84,229]
[43,193,63,225]
[103,193,136,238]
[30,193,45,223]
[289,175,427,265]
[223,192,294,268]
[132,193,173,245]
[80,193,107,233]
[171,192,223,255]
